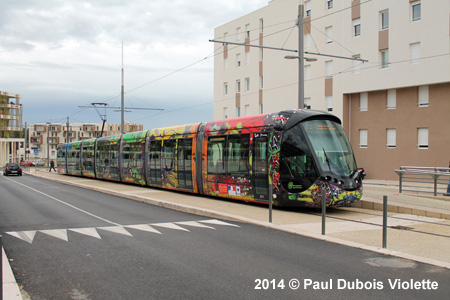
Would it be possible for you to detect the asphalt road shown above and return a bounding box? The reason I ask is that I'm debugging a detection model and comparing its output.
[1,173,450,299]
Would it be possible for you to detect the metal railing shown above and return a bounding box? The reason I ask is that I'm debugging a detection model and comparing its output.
[394,166,450,196]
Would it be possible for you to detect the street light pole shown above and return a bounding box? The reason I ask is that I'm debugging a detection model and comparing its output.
[298,3,305,110]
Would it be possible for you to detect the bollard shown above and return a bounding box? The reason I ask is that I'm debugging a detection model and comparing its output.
[382,196,388,248]
[321,186,326,235]
[1,234,3,300]
[269,192,273,223]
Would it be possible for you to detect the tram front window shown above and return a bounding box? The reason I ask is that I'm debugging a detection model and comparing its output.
[301,120,357,177]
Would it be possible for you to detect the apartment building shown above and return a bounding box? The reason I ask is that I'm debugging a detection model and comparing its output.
[28,122,143,163]
[213,0,450,179]
[0,91,23,165]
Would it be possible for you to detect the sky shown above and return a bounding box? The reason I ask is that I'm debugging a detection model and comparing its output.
[0,0,269,129]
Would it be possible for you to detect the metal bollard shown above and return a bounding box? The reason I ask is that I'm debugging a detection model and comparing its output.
[382,196,388,248]
[1,234,3,300]
[321,186,326,235]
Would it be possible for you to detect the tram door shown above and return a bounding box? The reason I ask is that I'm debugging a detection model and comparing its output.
[253,134,269,201]
[177,139,193,190]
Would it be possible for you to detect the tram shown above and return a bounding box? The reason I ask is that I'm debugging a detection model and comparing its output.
[57,110,365,207]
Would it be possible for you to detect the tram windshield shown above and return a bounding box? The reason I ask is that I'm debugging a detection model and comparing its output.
[301,119,357,177]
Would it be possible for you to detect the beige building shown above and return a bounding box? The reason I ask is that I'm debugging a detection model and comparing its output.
[0,91,23,165]
[28,122,143,163]
[213,0,450,179]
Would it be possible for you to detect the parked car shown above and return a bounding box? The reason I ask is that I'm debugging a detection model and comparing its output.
[20,161,34,166]
[34,160,45,166]
[4,163,22,176]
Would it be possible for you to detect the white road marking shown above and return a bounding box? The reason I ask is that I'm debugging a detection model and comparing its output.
[39,229,68,242]
[6,220,240,244]
[125,224,162,234]
[97,226,133,236]
[151,222,190,232]
[69,228,102,239]
[175,221,216,230]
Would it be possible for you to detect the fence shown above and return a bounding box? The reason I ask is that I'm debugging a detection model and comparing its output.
[394,166,450,196]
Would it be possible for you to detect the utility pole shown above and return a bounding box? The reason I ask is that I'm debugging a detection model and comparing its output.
[298,3,305,110]
[121,42,125,134]
[66,117,70,143]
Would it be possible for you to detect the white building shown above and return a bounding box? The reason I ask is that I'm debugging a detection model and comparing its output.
[213,0,450,179]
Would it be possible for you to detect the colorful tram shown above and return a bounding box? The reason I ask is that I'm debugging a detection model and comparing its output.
[57,110,365,207]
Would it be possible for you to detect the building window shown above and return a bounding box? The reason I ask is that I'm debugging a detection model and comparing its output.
[236,53,241,67]
[387,129,396,148]
[259,104,263,114]
[327,0,333,9]
[325,26,333,43]
[237,106,241,117]
[305,1,311,16]
[387,89,396,109]
[411,1,421,22]
[236,80,241,93]
[380,10,389,30]
[224,57,228,70]
[380,50,389,68]
[418,85,429,107]
[224,107,228,119]
[418,128,428,149]
[245,51,250,65]
[410,42,420,64]
[224,82,228,95]
[305,65,311,81]
[360,93,368,111]
[325,60,333,78]
[259,48,263,61]
[353,55,361,74]
[236,27,242,41]
[353,18,361,36]
[259,76,263,89]
[245,24,250,38]
[305,33,312,49]
[259,19,264,33]
[326,96,333,112]
[245,78,250,91]
[359,129,368,148]
[305,97,311,109]
[245,104,250,116]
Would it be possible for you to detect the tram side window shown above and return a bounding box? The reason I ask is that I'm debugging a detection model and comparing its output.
[227,134,250,175]
[208,137,226,174]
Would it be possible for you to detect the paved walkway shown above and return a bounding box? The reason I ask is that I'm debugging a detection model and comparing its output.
[3,169,450,299]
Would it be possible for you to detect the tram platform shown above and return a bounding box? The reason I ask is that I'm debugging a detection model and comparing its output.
[4,169,450,299]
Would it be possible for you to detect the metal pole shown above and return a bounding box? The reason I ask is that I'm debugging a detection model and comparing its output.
[268,160,273,223]
[321,185,326,235]
[1,234,3,300]
[66,117,70,143]
[298,3,305,109]
[383,196,388,248]
[121,42,125,135]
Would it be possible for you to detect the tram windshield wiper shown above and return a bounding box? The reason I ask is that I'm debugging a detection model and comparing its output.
[322,148,345,176]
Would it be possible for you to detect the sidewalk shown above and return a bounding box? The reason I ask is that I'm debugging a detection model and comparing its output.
[3,169,450,298]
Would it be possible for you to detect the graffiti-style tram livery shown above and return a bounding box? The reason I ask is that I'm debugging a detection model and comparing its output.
[57,110,364,207]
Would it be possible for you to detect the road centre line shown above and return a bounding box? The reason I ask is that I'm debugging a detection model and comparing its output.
[5,176,121,226]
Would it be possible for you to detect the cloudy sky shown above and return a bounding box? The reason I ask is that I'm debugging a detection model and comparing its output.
[0,0,269,129]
